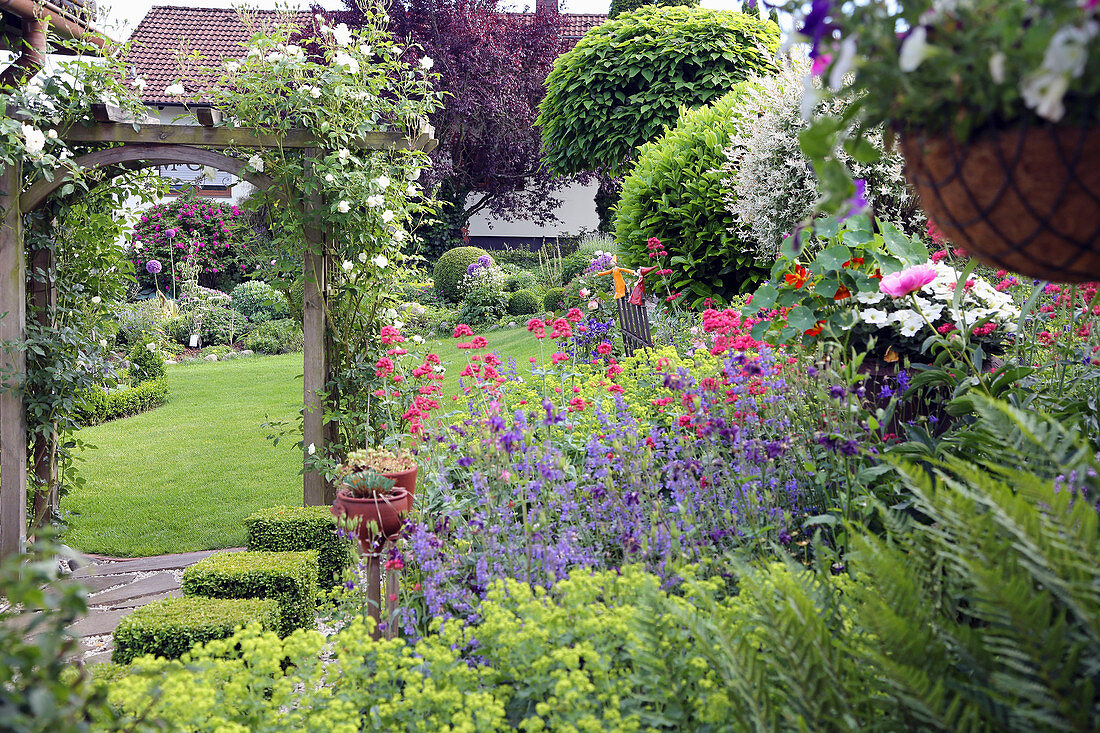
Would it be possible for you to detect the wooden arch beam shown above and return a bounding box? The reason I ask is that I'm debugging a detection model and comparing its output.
[21,144,276,213]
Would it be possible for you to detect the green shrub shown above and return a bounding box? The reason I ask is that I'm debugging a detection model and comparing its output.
[617,85,766,306]
[112,299,167,346]
[243,319,304,354]
[609,0,697,18]
[192,306,250,345]
[433,246,493,303]
[506,290,540,317]
[560,251,592,285]
[230,281,289,322]
[244,506,354,587]
[538,6,779,177]
[492,248,541,269]
[126,342,167,384]
[503,268,539,293]
[543,287,566,313]
[76,377,169,426]
[181,550,318,636]
[112,596,280,665]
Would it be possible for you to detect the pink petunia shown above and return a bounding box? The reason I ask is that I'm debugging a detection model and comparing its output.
[879,264,936,297]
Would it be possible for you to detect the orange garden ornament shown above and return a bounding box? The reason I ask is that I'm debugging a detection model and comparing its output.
[596,256,636,300]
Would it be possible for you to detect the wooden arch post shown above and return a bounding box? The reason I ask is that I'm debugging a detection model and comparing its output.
[0,123,428,559]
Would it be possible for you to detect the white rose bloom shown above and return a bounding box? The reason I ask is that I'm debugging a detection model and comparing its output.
[374,175,390,189]
[381,210,395,223]
[419,56,434,70]
[225,61,240,73]
[392,228,407,242]
[358,252,368,263]
[372,254,388,268]
[99,339,108,348]
[165,83,185,95]
[307,442,316,455]
[334,53,359,74]
[337,200,351,213]
[248,154,264,172]
[21,124,45,154]
[47,128,58,139]
[390,46,402,55]
[338,148,351,162]
[412,334,425,344]
[332,23,352,46]
[309,86,322,99]
[324,173,335,183]
[146,342,157,352]
[133,76,147,90]
[91,296,102,305]
[359,44,372,56]
[342,260,354,272]
[134,242,144,251]
[407,167,421,181]
[367,194,384,207]
[385,308,399,320]
[406,184,419,197]
[393,320,405,330]
[266,51,284,63]
[285,44,304,59]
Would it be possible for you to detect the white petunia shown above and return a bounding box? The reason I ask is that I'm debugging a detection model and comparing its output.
[829,36,858,90]
[861,308,890,327]
[374,175,390,189]
[337,200,351,213]
[381,210,395,223]
[419,56,434,70]
[856,290,886,305]
[342,260,354,272]
[989,52,1006,84]
[898,26,929,73]
[21,124,45,154]
[372,254,388,268]
[334,52,359,74]
[248,154,264,172]
[165,82,184,95]
[1021,70,1070,121]
[332,23,352,46]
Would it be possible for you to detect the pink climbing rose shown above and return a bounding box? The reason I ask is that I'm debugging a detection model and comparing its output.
[879,264,937,297]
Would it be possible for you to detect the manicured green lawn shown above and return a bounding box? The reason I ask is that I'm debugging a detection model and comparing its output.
[63,326,542,557]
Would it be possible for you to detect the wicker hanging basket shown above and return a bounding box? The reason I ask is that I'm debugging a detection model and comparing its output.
[900,124,1100,283]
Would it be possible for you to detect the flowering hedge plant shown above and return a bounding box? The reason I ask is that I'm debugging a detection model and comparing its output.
[778,0,1100,212]
[130,193,246,292]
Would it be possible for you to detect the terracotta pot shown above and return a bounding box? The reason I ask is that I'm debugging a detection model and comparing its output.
[331,487,410,551]
[382,465,417,503]
[900,124,1100,282]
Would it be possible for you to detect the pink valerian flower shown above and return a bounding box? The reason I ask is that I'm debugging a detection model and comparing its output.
[551,352,569,364]
[879,264,937,297]
[567,397,586,412]
[930,249,949,263]
[937,322,958,334]
[470,336,489,349]
[596,342,612,356]
[972,323,997,337]
[550,318,572,339]
[647,236,661,250]
[379,325,404,345]
[452,324,473,338]
[527,318,546,339]
[565,308,584,323]
[374,357,395,377]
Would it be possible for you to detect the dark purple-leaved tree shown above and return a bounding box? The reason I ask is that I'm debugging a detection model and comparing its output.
[327,0,569,257]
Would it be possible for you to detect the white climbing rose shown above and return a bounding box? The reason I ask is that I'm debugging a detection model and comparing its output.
[374,175,390,189]
[342,260,354,272]
[334,52,359,74]
[358,252,368,263]
[419,56,434,70]
[165,83,184,95]
[21,124,45,154]
[307,443,316,455]
[248,154,264,172]
[91,296,102,305]
[381,210,395,223]
[337,200,351,213]
[332,23,352,46]
[324,173,335,183]
[372,254,388,268]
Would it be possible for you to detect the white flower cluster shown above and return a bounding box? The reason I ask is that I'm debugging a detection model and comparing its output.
[856,263,1019,339]
[722,61,921,264]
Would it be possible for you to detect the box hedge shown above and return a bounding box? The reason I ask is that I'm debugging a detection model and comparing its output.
[244,505,353,587]
[112,596,279,665]
[76,377,169,426]
[181,550,318,636]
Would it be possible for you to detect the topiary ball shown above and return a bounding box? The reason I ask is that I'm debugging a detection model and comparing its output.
[507,289,541,316]
[127,342,167,384]
[543,287,566,313]
[433,247,494,304]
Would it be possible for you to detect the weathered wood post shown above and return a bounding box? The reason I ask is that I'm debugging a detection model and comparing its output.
[27,213,58,527]
[302,181,332,506]
[0,160,26,559]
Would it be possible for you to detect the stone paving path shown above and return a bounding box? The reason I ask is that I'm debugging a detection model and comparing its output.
[64,548,242,665]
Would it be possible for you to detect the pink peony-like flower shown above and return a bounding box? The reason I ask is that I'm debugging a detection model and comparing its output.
[879,264,936,297]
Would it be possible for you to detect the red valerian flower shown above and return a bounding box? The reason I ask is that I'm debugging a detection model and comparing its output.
[452,324,473,338]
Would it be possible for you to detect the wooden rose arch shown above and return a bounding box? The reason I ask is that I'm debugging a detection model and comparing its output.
[0,5,435,559]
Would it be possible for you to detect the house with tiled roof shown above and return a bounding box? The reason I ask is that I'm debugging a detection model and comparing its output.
[126,4,607,242]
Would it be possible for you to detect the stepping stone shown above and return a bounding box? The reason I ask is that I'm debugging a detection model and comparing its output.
[88,574,179,607]
[69,574,137,593]
[67,608,131,638]
[72,549,240,578]
[102,589,180,611]
[84,650,114,666]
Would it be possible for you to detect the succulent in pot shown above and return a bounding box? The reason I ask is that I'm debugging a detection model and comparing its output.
[340,447,418,500]
[331,467,410,551]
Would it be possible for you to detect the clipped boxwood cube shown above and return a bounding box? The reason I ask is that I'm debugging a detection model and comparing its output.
[181,550,318,636]
[244,505,354,587]
[112,596,279,665]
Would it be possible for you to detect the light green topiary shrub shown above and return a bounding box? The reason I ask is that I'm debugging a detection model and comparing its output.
[542,287,566,313]
[506,289,540,316]
[432,246,494,304]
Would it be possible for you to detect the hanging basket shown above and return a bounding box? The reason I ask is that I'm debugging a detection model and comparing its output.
[900,124,1100,283]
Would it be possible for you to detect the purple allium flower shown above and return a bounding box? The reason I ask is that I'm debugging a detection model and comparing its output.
[477,255,491,267]
[146,259,162,275]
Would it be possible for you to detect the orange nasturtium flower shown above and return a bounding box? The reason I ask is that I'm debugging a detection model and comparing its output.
[804,320,825,336]
[833,284,852,301]
[784,265,810,289]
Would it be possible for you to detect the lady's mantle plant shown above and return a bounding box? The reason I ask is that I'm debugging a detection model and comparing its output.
[773,0,1100,211]
[201,3,442,469]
